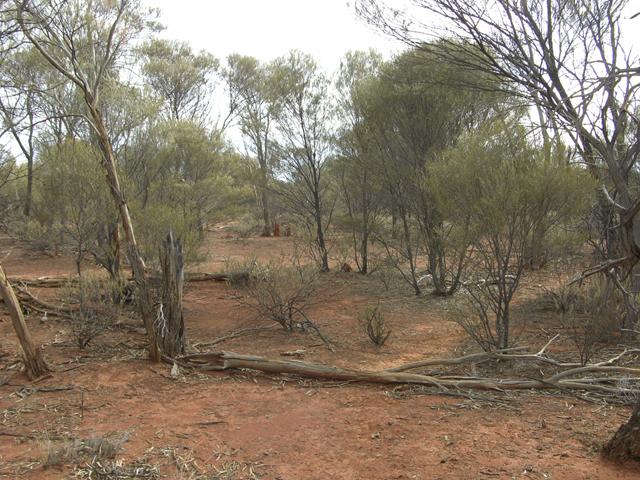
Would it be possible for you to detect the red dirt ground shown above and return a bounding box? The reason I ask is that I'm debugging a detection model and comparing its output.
[1,229,639,479]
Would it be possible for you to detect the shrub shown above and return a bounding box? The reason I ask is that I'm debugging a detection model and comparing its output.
[64,274,123,349]
[359,304,391,346]
[233,257,318,331]
[551,278,623,365]
[9,217,66,255]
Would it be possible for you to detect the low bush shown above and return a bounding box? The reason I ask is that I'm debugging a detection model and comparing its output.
[359,304,391,347]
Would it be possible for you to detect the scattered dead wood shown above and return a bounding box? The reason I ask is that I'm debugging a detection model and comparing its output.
[0,285,77,319]
[172,348,640,397]
[281,349,306,357]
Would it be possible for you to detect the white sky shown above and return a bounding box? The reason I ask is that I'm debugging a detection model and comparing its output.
[144,0,404,73]
[144,1,640,71]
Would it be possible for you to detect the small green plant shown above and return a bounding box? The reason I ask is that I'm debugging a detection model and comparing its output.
[359,304,391,347]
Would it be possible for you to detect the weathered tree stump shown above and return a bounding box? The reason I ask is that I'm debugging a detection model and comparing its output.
[158,231,185,357]
[0,264,50,379]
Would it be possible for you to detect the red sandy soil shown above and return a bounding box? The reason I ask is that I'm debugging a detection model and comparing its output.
[0,228,639,479]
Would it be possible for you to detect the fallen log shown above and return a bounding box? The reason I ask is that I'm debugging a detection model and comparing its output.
[8,271,232,288]
[172,350,640,395]
[183,272,230,282]
[8,275,73,288]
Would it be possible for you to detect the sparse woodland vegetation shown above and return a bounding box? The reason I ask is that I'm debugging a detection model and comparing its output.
[0,0,639,477]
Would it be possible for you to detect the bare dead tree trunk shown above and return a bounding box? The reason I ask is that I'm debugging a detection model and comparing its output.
[14,0,161,362]
[0,264,49,379]
[158,231,185,357]
[603,398,640,462]
[91,109,160,362]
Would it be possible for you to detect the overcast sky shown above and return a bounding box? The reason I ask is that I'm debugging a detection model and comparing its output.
[144,0,404,73]
[144,1,639,72]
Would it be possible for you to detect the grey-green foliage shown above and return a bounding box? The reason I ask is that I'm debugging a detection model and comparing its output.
[224,54,278,236]
[433,117,592,350]
[139,38,219,123]
[32,140,118,275]
[126,120,252,262]
[353,46,502,294]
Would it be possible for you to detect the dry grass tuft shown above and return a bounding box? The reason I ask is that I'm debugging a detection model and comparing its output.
[43,432,130,467]
[73,458,159,479]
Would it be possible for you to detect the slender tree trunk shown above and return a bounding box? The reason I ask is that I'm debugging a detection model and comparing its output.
[90,107,159,362]
[499,312,509,350]
[603,398,640,462]
[24,156,33,217]
[360,186,369,274]
[261,186,271,237]
[258,153,272,236]
[313,190,329,272]
[317,215,329,272]
[361,229,369,274]
[399,208,420,296]
[0,264,49,379]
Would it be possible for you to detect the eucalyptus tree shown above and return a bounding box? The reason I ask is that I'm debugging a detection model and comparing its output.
[271,51,335,272]
[224,54,277,236]
[334,50,384,273]
[358,48,497,294]
[138,38,218,125]
[8,0,162,361]
[35,140,113,276]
